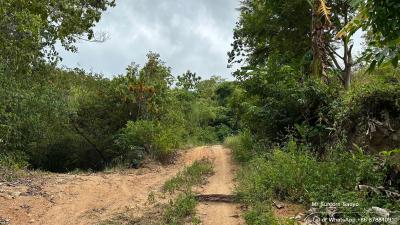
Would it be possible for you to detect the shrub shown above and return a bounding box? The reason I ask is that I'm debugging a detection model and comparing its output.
[0,152,28,181]
[236,140,398,224]
[336,68,400,152]
[116,120,182,163]
[162,192,198,225]
[224,131,255,163]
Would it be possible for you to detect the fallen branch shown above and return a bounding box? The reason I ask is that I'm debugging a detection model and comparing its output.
[356,185,400,199]
[195,194,236,203]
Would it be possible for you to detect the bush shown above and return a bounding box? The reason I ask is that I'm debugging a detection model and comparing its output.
[239,65,339,151]
[236,140,399,224]
[336,68,400,152]
[116,120,182,163]
[0,152,28,181]
[224,132,255,163]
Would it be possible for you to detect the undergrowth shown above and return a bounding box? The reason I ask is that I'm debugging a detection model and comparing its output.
[227,134,400,225]
[161,159,213,224]
[163,158,214,193]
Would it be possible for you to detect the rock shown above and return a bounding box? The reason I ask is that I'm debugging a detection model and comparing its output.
[0,218,10,225]
[29,219,35,223]
[295,213,305,221]
[10,191,21,197]
[370,206,390,218]
[272,200,285,209]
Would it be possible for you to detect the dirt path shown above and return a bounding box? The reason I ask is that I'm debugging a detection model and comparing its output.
[0,146,243,225]
[194,145,244,225]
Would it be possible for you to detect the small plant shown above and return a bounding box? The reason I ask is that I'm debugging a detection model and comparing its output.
[162,192,198,225]
[0,152,28,182]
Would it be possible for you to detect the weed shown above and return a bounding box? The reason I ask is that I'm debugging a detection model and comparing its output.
[162,192,198,225]
[163,158,213,193]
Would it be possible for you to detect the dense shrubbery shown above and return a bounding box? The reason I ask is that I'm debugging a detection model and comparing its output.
[335,69,400,152]
[224,69,400,224]
[228,135,399,224]
[0,55,237,172]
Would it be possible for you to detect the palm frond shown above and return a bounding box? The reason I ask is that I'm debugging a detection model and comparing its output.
[317,0,332,24]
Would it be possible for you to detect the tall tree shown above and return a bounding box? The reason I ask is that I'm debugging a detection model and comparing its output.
[327,0,356,89]
[176,70,201,91]
[228,0,312,70]
[0,0,115,75]
[310,0,331,80]
[338,0,400,71]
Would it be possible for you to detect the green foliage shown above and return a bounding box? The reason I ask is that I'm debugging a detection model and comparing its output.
[335,68,400,151]
[0,152,28,181]
[236,140,399,223]
[237,62,339,150]
[163,159,214,193]
[0,0,115,75]
[162,192,199,225]
[224,132,255,163]
[176,70,201,91]
[340,0,400,71]
[244,204,295,225]
[229,0,312,67]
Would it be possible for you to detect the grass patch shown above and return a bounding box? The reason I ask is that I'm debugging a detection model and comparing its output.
[162,192,201,225]
[0,152,29,182]
[163,158,213,193]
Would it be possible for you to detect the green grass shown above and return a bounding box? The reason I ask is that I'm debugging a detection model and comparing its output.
[224,132,254,163]
[163,158,214,193]
[160,158,214,225]
[162,192,200,225]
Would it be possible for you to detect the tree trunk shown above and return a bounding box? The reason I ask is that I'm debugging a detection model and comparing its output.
[311,0,329,82]
[342,10,353,90]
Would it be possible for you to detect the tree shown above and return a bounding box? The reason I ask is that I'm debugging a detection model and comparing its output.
[310,0,332,80]
[230,0,357,89]
[228,0,312,69]
[0,0,115,75]
[338,0,400,72]
[327,0,357,90]
[176,70,201,91]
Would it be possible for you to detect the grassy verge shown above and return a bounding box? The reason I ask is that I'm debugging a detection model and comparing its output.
[162,192,201,225]
[226,134,400,225]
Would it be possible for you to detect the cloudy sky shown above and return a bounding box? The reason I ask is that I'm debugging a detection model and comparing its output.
[58,0,240,80]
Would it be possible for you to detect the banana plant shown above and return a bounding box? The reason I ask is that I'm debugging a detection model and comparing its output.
[307,0,332,80]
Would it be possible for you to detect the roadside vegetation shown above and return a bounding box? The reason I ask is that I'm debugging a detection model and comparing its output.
[224,0,400,224]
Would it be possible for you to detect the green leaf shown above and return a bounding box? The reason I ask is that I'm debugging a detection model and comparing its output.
[391,55,399,68]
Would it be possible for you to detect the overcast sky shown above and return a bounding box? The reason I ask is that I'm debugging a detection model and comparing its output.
[58,0,240,80]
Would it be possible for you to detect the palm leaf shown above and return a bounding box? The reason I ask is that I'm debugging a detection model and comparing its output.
[317,0,331,24]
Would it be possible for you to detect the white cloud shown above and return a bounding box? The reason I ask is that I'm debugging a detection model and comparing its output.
[58,0,240,79]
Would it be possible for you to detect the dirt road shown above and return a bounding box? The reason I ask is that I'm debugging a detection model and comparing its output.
[195,145,244,225]
[0,146,243,225]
